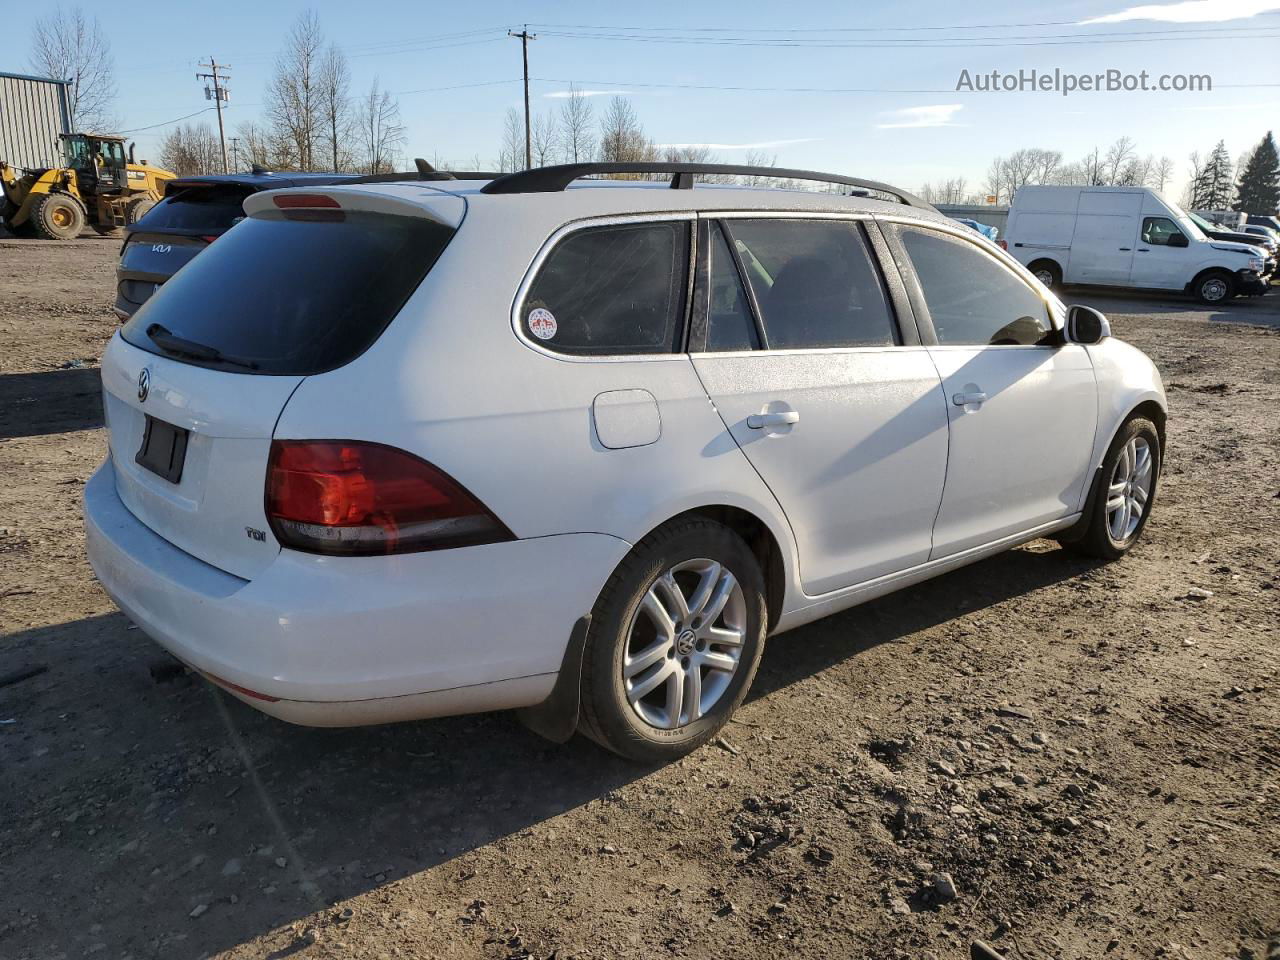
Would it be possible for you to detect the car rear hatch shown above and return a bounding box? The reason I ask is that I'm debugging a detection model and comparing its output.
[117,181,256,312]
[105,185,465,579]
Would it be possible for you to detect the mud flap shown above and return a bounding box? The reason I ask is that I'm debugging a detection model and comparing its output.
[515,615,590,744]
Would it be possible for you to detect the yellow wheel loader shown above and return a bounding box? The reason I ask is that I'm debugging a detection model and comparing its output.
[1,133,176,240]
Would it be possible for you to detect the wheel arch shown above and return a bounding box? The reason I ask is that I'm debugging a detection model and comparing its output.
[657,505,787,634]
[1026,256,1062,278]
[1186,265,1234,296]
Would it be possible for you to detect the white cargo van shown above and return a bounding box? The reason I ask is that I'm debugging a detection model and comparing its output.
[1004,186,1270,303]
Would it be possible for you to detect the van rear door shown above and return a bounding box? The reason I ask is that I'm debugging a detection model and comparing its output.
[1066,190,1142,285]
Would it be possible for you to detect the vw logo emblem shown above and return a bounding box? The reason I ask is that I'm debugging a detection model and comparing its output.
[137,367,151,403]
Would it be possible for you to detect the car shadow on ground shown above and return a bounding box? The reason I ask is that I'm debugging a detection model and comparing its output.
[1064,285,1280,329]
[1,542,1098,958]
[0,367,104,439]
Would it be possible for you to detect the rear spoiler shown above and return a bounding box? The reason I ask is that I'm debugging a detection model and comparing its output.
[242,187,466,228]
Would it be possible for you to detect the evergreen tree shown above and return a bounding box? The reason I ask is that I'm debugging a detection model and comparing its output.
[1191,140,1235,209]
[1234,132,1280,215]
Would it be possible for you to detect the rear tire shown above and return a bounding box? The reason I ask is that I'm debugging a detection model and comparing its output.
[1028,259,1062,290]
[31,193,86,240]
[1058,417,1159,561]
[579,518,767,763]
[124,196,155,225]
[1193,269,1234,304]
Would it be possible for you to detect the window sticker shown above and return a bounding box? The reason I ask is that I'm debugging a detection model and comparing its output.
[527,307,558,341]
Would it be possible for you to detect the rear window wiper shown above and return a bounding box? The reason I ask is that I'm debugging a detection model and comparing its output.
[146,323,260,370]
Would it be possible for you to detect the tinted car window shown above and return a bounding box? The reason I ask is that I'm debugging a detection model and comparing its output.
[121,211,454,374]
[1141,217,1185,246]
[138,185,254,232]
[726,219,896,349]
[899,227,1051,347]
[523,221,690,355]
[705,221,759,352]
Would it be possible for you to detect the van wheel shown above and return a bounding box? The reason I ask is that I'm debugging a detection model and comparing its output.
[1058,417,1160,561]
[32,193,86,240]
[1193,270,1234,304]
[579,518,767,763]
[1028,260,1062,289]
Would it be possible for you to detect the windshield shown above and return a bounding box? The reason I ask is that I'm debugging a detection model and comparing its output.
[1162,199,1208,241]
[120,211,455,375]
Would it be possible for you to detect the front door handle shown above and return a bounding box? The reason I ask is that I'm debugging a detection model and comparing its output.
[747,410,800,429]
[1118,247,1131,251]
[952,391,988,406]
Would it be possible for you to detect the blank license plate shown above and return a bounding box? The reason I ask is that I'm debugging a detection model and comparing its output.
[135,415,189,483]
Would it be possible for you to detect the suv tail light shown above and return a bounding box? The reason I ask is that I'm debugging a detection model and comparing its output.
[266,440,514,556]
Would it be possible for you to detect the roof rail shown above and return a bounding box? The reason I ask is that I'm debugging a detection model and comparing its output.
[479,162,935,210]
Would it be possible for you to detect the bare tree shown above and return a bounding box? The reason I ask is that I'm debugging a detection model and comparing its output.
[598,97,655,173]
[530,112,558,168]
[1078,147,1105,186]
[742,150,777,187]
[29,7,116,131]
[556,84,594,163]
[983,157,1006,204]
[356,77,406,174]
[498,107,524,172]
[265,11,325,170]
[1152,155,1176,193]
[1102,136,1136,185]
[317,43,354,172]
[235,121,276,169]
[158,123,223,176]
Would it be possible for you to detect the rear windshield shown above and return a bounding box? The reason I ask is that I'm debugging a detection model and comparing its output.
[121,211,455,374]
[139,185,254,232]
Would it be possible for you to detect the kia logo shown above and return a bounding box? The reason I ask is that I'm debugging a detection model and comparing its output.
[137,367,150,403]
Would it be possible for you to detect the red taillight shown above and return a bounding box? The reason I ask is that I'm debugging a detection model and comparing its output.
[273,193,340,209]
[997,239,1008,250]
[200,235,219,244]
[266,440,513,556]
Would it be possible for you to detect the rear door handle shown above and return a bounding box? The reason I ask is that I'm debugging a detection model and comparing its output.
[1118,247,1131,251]
[747,410,800,429]
[952,391,988,406]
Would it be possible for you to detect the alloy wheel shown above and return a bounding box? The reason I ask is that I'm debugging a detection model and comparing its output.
[622,558,746,730]
[1106,436,1153,543]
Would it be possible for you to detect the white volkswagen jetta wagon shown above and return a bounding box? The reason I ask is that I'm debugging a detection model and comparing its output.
[83,162,1166,761]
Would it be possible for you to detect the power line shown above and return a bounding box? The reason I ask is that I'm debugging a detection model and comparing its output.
[526,13,1280,33]
[118,107,217,134]
[533,76,1280,95]
[196,58,231,173]
[535,27,1280,48]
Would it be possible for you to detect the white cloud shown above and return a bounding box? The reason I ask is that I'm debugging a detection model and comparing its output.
[542,89,632,99]
[1078,0,1280,24]
[875,104,965,129]
[656,138,821,150]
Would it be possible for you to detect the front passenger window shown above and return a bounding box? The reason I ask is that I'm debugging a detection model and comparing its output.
[1142,217,1185,246]
[899,227,1051,347]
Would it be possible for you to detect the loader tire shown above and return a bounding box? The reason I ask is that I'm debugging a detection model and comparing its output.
[124,196,155,225]
[32,193,86,240]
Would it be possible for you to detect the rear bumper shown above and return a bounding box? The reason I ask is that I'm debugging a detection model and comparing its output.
[83,459,630,725]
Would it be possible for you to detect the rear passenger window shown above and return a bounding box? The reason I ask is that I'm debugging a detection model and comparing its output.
[899,227,1051,347]
[523,221,690,355]
[726,219,896,349]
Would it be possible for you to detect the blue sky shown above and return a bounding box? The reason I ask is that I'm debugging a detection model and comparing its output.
[10,0,1280,197]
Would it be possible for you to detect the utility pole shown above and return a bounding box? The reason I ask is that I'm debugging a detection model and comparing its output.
[508,26,536,169]
[196,58,231,173]
[229,137,241,172]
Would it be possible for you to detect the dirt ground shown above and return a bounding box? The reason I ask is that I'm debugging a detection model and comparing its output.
[1,236,1277,960]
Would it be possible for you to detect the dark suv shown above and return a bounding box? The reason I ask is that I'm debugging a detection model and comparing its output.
[114,169,359,319]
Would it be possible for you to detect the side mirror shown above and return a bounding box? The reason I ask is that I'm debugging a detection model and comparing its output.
[1168,232,1189,248]
[1066,304,1110,344]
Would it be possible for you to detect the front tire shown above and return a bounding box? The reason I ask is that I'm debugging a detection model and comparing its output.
[31,192,86,240]
[579,518,767,762]
[1059,417,1160,561]
[1193,269,1234,304]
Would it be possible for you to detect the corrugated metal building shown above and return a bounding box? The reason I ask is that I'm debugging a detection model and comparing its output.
[0,71,72,170]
